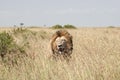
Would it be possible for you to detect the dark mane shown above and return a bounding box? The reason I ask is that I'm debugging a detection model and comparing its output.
[56,30,71,37]
[56,30,61,37]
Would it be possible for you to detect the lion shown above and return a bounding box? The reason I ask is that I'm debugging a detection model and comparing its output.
[50,30,73,60]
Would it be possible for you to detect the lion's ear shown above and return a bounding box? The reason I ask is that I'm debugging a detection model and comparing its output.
[56,30,61,36]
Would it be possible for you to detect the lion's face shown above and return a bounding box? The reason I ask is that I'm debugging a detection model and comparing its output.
[50,30,73,60]
[55,36,67,54]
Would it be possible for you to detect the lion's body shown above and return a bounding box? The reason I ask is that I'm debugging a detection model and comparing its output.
[50,30,73,60]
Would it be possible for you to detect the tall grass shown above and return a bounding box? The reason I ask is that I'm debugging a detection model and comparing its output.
[0,27,120,80]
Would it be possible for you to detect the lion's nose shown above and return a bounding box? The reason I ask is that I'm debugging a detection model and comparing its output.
[58,45,62,48]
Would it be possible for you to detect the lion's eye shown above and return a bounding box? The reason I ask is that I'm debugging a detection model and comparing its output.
[62,39,66,42]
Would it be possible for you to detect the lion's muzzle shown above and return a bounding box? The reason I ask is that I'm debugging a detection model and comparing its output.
[57,44,65,54]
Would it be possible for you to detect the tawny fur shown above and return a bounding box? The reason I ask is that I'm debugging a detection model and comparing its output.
[50,30,73,60]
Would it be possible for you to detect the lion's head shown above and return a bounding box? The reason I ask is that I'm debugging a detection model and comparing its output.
[50,30,73,59]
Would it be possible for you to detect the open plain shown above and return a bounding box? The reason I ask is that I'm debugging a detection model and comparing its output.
[0,27,120,80]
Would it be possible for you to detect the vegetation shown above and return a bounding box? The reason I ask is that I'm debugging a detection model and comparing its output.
[107,26,115,28]
[12,27,28,34]
[0,32,14,58]
[0,27,120,80]
[51,24,76,29]
[0,32,27,66]
[63,24,76,29]
[51,24,63,29]
[20,23,24,27]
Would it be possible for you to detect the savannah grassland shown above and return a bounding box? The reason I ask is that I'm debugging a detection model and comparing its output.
[0,27,120,80]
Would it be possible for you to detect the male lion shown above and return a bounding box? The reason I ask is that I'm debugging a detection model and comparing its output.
[50,30,73,60]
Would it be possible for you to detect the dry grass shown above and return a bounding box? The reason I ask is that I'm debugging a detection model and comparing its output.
[0,27,120,80]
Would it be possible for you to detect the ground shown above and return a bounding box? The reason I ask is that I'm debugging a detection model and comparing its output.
[0,27,120,80]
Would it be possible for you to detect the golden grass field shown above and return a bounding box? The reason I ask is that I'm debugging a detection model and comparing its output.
[0,27,120,80]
